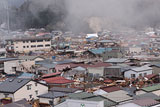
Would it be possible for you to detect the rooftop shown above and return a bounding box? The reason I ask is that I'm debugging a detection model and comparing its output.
[43,76,74,84]
[142,84,160,92]
[0,78,30,93]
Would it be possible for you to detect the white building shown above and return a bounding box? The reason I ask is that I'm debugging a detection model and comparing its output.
[124,66,153,78]
[6,36,52,53]
[0,78,48,101]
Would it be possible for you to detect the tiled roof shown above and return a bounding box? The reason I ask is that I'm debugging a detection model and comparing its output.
[68,92,95,99]
[38,92,67,99]
[0,78,30,93]
[43,76,74,84]
[85,96,117,107]
[142,84,160,92]
[50,87,79,93]
[101,86,121,93]
[132,98,159,107]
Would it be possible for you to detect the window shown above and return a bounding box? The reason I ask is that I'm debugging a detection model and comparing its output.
[45,39,50,42]
[27,84,32,90]
[23,46,25,48]
[49,100,53,105]
[131,74,136,78]
[27,46,29,48]
[31,45,36,48]
[45,44,50,47]
[16,46,18,48]
[31,40,36,43]
[23,41,25,43]
[4,93,9,98]
[37,40,43,42]
[139,73,142,77]
[37,45,43,47]
[29,94,32,99]
[144,73,147,76]
[35,83,37,86]
[35,90,38,95]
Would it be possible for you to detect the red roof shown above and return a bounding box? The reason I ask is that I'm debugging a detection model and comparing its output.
[104,78,113,83]
[42,72,61,78]
[145,74,157,79]
[43,76,74,84]
[101,86,121,93]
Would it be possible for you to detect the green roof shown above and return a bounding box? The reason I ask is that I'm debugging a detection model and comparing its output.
[68,92,95,99]
[85,96,117,107]
[142,84,160,92]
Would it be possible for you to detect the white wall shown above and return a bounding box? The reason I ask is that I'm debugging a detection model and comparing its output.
[124,70,152,78]
[14,81,48,101]
[87,67,104,76]
[4,60,20,74]
[129,47,142,53]
[39,97,60,105]
[14,40,51,53]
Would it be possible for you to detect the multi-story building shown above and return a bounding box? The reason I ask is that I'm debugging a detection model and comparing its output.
[6,36,52,53]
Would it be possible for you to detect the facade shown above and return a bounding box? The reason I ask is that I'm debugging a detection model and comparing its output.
[0,78,48,101]
[6,36,52,53]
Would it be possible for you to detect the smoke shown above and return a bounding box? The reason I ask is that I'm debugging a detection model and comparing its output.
[1,0,160,33]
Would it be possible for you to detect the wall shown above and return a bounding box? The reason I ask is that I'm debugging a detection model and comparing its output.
[124,70,152,78]
[87,67,104,76]
[39,97,60,105]
[4,60,20,74]
[14,40,51,53]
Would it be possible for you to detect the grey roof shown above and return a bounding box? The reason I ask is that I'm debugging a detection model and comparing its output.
[85,96,117,107]
[37,91,67,99]
[0,78,31,93]
[133,93,160,100]
[42,63,56,69]
[3,98,31,107]
[98,40,114,43]
[0,58,18,62]
[130,66,152,72]
[102,90,133,103]
[105,58,128,63]
[68,92,95,99]
[50,87,79,93]
[18,56,44,60]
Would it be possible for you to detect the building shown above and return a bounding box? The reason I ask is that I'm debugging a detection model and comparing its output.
[0,78,48,101]
[124,66,153,78]
[6,36,52,53]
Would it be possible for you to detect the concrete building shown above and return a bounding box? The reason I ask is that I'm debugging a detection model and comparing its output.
[6,36,52,53]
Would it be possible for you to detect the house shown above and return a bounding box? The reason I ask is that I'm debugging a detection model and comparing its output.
[104,65,130,78]
[6,36,52,53]
[102,50,123,61]
[129,47,142,54]
[101,86,121,93]
[0,78,48,101]
[18,56,44,73]
[42,76,74,88]
[37,91,67,106]
[0,58,18,73]
[124,66,153,78]
[87,62,111,77]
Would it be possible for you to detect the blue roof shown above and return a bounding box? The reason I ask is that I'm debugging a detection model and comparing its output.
[18,73,35,79]
[89,48,112,54]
